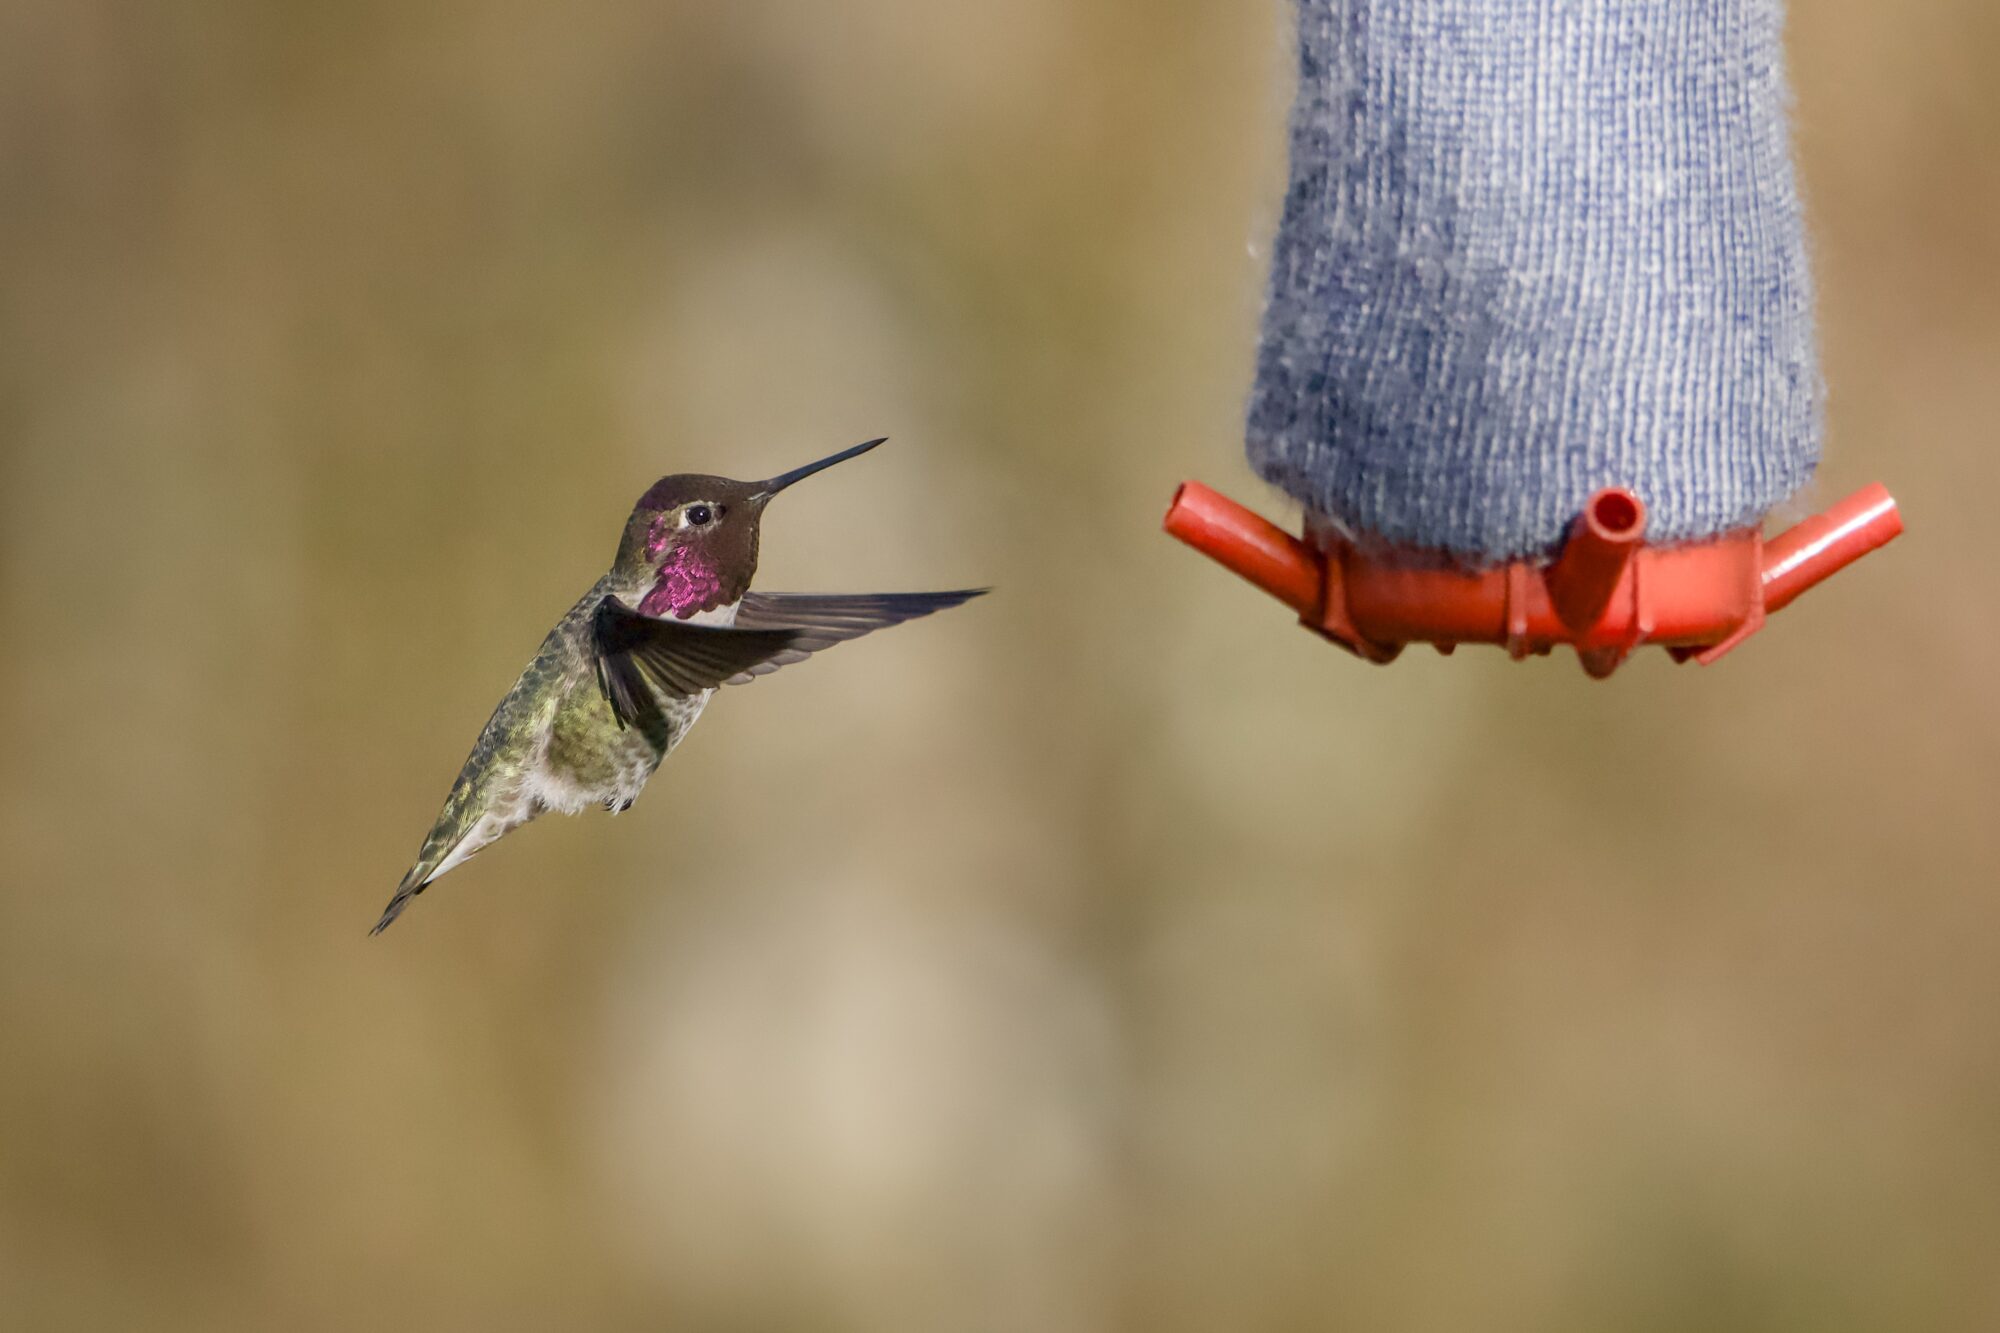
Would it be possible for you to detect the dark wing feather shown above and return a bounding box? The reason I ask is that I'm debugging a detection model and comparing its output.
[723,590,987,684]
[591,599,810,730]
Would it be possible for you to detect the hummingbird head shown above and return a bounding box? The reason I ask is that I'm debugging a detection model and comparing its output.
[614,437,886,619]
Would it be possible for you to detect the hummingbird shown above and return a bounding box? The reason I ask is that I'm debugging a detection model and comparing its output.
[371,437,982,935]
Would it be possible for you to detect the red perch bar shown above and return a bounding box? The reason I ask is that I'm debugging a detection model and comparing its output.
[1163,480,1903,677]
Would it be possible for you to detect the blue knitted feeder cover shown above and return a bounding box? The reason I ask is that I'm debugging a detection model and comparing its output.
[1245,0,1823,563]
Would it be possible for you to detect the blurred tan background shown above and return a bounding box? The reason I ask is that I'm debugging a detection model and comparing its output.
[2,2,1996,1329]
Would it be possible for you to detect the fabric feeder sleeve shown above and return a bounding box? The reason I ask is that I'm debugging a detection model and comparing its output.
[1245,0,1822,563]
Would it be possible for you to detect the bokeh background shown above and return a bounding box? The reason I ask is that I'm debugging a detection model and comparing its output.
[2,2,1995,1329]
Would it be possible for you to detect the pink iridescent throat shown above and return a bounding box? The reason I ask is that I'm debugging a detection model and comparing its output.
[639,543,724,617]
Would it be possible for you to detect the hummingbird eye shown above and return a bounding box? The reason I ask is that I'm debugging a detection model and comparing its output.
[685,504,713,528]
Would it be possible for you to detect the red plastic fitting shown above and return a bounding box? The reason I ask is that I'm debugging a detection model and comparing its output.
[1546,488,1646,631]
[1163,479,1902,677]
[1760,482,1902,614]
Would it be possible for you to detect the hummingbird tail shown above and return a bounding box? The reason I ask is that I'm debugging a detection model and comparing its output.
[369,873,426,936]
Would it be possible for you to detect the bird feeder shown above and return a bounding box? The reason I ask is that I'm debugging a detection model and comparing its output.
[1166,479,1901,677]
[1170,1,1901,676]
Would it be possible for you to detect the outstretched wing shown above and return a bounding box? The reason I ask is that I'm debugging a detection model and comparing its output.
[591,599,810,732]
[723,590,987,683]
[592,590,988,727]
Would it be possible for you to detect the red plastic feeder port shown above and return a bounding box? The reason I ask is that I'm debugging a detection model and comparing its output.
[1163,480,1902,677]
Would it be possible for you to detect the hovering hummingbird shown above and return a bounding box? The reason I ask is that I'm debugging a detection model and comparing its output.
[371,437,982,935]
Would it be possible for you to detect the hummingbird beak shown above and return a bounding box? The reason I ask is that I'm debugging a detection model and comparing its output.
[751,437,886,504]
